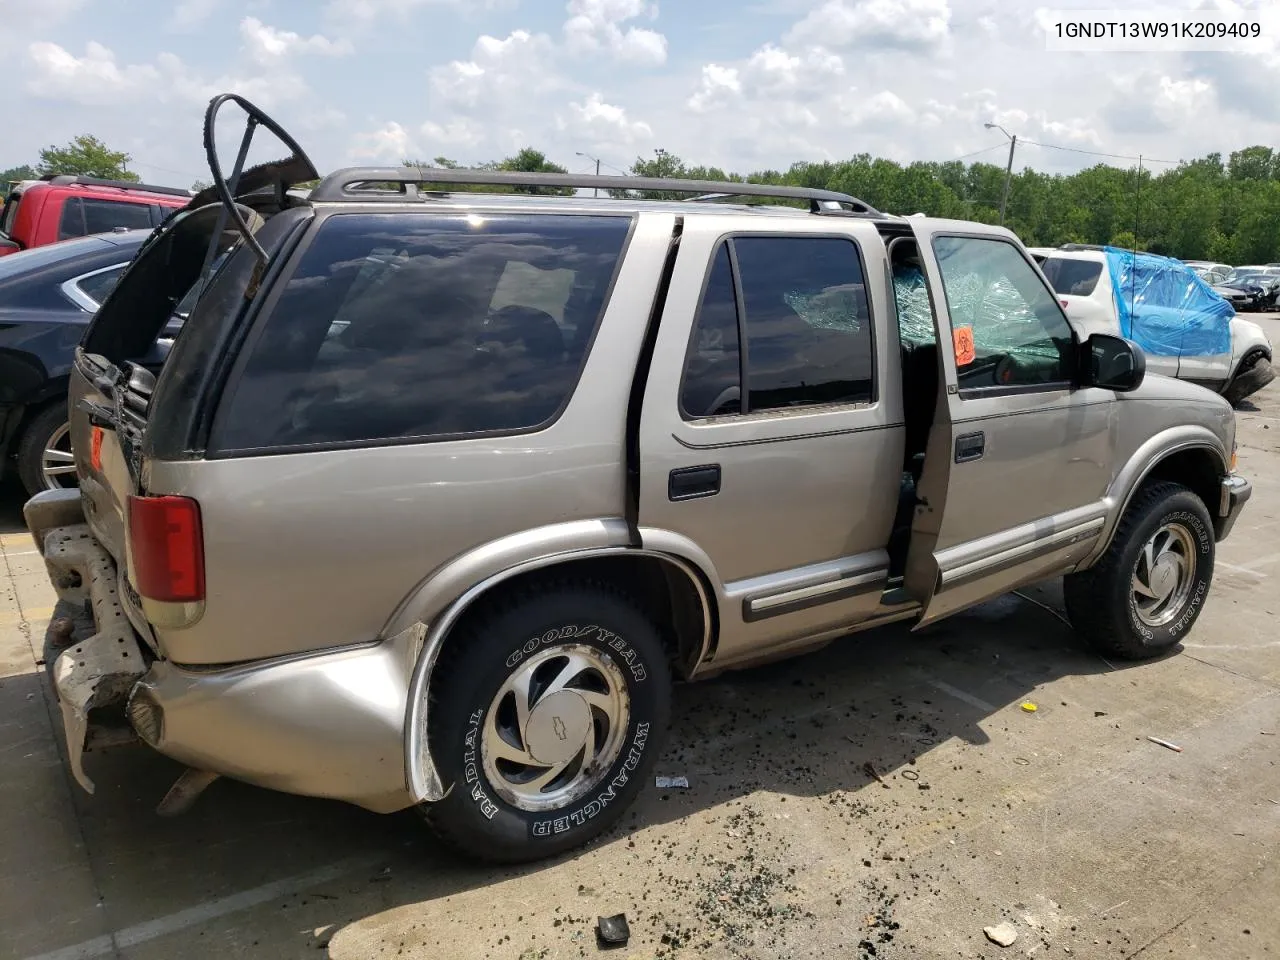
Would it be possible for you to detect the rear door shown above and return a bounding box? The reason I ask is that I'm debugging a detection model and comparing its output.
[903,220,1115,625]
[638,216,903,667]
[69,205,252,560]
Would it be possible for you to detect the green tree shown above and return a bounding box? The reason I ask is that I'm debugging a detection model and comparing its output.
[37,135,140,181]
[1,164,38,196]
[495,148,574,196]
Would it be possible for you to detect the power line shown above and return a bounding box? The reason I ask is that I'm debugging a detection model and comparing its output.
[943,143,1007,163]
[1017,138,1181,166]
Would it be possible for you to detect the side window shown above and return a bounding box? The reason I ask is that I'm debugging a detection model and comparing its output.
[214,213,631,451]
[931,236,1076,390]
[680,246,742,417]
[679,236,874,418]
[58,198,86,240]
[73,265,127,307]
[82,198,154,235]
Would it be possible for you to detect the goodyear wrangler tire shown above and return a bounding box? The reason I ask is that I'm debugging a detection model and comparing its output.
[422,583,671,864]
[1063,482,1214,661]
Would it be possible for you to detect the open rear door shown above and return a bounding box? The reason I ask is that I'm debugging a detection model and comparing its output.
[900,219,1116,627]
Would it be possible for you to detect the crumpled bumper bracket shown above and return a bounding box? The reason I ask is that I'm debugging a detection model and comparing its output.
[25,490,146,794]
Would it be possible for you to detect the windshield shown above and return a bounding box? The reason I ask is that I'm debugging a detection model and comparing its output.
[0,235,113,279]
[1040,257,1103,296]
[1223,270,1266,285]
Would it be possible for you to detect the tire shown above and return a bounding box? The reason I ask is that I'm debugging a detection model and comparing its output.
[1223,350,1273,407]
[17,404,76,497]
[422,582,671,864]
[1064,482,1214,661]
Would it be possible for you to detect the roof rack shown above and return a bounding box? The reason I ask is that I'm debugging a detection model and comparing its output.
[309,167,884,216]
[39,173,193,198]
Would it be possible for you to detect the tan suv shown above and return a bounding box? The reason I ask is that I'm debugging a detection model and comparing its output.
[25,95,1252,864]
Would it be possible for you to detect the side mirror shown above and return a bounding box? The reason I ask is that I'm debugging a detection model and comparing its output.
[1082,333,1145,392]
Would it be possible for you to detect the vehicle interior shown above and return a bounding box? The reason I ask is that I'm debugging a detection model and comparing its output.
[884,233,941,578]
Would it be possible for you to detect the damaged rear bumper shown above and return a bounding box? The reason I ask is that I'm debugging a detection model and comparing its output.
[24,489,147,794]
[24,487,419,814]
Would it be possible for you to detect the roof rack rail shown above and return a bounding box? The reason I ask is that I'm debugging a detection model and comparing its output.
[39,173,193,198]
[309,167,884,215]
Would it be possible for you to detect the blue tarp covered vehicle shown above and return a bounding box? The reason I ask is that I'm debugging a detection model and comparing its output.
[1102,246,1233,360]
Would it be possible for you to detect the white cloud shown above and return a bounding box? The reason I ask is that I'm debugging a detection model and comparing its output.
[168,0,221,32]
[563,0,668,65]
[558,92,652,144]
[429,30,560,110]
[786,0,951,51]
[687,64,742,112]
[323,0,515,25]
[25,41,162,104]
[240,17,353,64]
[349,120,417,162]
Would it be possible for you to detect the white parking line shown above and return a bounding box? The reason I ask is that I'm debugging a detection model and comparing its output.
[924,678,997,713]
[21,856,375,960]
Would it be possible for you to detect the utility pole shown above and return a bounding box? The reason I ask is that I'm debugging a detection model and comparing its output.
[575,151,602,198]
[984,123,1017,226]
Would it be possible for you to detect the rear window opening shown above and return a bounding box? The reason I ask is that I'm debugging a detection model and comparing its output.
[211,212,632,453]
[1041,257,1103,297]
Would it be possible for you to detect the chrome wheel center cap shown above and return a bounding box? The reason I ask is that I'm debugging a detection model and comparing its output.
[1150,558,1178,599]
[524,691,591,765]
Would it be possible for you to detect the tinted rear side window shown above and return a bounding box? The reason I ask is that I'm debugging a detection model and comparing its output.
[215,213,630,452]
[82,198,154,235]
[1041,257,1103,296]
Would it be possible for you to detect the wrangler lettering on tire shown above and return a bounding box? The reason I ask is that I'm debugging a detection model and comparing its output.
[1064,482,1216,661]
[422,582,671,864]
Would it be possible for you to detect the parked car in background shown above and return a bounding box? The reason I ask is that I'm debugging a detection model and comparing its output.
[0,175,189,257]
[1224,266,1280,309]
[1037,246,1274,404]
[0,230,155,494]
[1185,261,1233,284]
[22,92,1256,865]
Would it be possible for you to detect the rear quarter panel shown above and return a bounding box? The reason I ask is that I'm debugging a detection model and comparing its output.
[143,212,679,666]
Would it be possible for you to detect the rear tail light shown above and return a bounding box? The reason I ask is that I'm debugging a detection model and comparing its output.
[127,495,205,604]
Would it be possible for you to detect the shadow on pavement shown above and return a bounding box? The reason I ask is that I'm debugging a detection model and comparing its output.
[2,569,1168,959]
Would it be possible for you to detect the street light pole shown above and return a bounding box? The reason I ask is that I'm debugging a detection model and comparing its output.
[984,123,1017,226]
[575,151,602,198]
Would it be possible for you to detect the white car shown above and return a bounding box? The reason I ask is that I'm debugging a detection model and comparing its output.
[1038,247,1274,405]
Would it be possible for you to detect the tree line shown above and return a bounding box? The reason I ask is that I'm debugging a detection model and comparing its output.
[406,143,1280,265]
[8,133,1279,264]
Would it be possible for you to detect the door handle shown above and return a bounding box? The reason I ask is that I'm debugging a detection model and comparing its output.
[669,464,721,501]
[954,431,985,463]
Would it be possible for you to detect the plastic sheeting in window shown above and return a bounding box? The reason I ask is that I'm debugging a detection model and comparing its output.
[1103,247,1233,358]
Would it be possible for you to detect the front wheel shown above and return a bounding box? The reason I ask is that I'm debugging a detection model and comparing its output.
[1064,482,1215,660]
[422,583,671,864]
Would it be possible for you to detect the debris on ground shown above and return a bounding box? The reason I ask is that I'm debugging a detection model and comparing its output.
[1020,702,1038,713]
[1146,736,1183,753]
[1094,711,1108,717]
[596,913,630,948]
[862,761,891,788]
[984,921,1019,946]
[655,776,689,789]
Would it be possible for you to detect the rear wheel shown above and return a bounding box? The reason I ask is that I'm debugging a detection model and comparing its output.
[17,405,77,497]
[422,583,671,864]
[1064,482,1214,660]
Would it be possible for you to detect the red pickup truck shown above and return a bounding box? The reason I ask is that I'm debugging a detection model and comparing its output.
[0,175,191,256]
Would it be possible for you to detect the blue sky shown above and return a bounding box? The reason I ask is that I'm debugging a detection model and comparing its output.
[4,0,1279,190]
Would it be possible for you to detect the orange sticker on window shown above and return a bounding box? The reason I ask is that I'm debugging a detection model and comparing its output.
[953,325,976,366]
